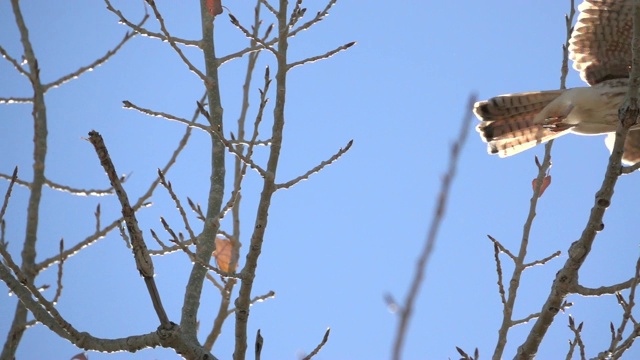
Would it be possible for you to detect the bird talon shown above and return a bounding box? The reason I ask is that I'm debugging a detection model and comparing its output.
[542,119,575,132]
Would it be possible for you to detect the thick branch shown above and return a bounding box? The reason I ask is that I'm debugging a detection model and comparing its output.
[515,1,640,357]
[88,131,170,327]
[180,0,226,341]
[1,1,49,358]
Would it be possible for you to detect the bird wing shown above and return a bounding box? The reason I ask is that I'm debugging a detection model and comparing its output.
[569,0,633,86]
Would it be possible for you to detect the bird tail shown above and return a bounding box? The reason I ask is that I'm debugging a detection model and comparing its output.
[474,90,570,157]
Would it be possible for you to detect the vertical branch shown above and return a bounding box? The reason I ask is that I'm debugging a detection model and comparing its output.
[492,2,574,359]
[233,1,289,358]
[391,95,476,360]
[203,0,265,351]
[516,0,640,357]
[180,0,227,340]
[1,1,48,358]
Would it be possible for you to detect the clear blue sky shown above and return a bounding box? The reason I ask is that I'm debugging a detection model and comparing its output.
[1,1,639,359]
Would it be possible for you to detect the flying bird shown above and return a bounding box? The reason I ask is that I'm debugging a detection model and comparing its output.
[474,0,640,164]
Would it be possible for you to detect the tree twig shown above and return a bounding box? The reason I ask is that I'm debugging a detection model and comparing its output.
[301,328,331,360]
[88,130,170,327]
[276,139,353,189]
[391,94,476,360]
[515,0,640,357]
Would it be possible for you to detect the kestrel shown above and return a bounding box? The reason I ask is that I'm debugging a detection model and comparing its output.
[474,0,640,164]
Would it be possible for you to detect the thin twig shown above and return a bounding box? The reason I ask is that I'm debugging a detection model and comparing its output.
[0,171,121,196]
[51,238,65,305]
[259,0,277,15]
[621,159,640,173]
[0,167,18,224]
[512,312,542,327]
[288,41,356,70]
[229,13,278,56]
[118,220,131,248]
[0,243,83,342]
[144,0,207,82]
[37,91,202,274]
[523,250,561,268]
[150,228,170,251]
[289,0,337,38]
[608,253,640,352]
[122,100,211,133]
[301,328,331,360]
[487,234,516,261]
[94,204,101,233]
[492,242,507,306]
[276,139,353,189]
[158,170,197,244]
[255,329,263,360]
[44,16,148,91]
[0,96,33,104]
[0,45,30,77]
[494,2,575,358]
[226,290,276,316]
[604,322,640,359]
[566,316,586,360]
[104,0,201,47]
[197,101,269,178]
[573,279,635,296]
[159,217,241,279]
[287,0,304,29]
[391,94,476,360]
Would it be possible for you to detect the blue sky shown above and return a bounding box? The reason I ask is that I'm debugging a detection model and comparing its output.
[1,1,639,359]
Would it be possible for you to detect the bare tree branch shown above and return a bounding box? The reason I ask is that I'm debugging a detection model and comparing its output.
[0,45,29,77]
[122,99,212,133]
[492,2,575,358]
[158,170,198,244]
[88,130,170,327]
[44,16,147,91]
[51,238,65,305]
[0,167,18,224]
[144,0,207,82]
[0,171,120,196]
[301,328,331,360]
[573,279,636,296]
[180,0,227,342]
[276,139,353,189]
[566,316,586,360]
[104,0,201,47]
[1,1,50,356]
[288,41,356,70]
[515,0,640,357]
[523,250,561,268]
[391,94,476,360]
[0,96,32,104]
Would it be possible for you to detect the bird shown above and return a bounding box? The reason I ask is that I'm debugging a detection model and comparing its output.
[474,0,640,164]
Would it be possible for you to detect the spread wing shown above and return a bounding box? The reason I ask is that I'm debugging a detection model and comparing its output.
[569,0,633,85]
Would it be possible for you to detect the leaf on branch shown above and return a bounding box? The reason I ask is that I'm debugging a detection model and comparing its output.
[532,175,551,197]
[70,352,88,360]
[213,236,236,272]
[206,0,223,17]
